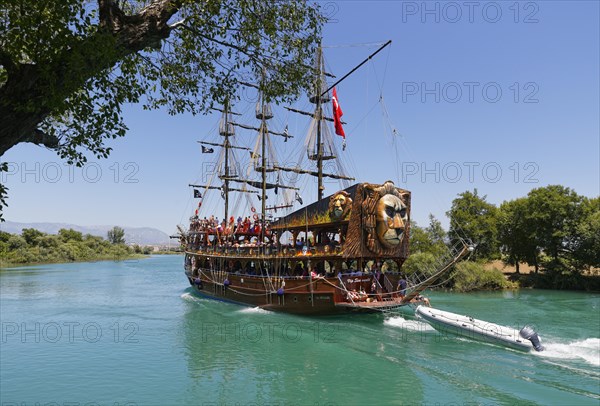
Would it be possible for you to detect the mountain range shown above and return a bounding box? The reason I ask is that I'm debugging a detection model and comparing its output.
[1,220,173,246]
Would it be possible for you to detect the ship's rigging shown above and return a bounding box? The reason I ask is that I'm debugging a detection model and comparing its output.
[187,42,396,229]
[177,40,475,316]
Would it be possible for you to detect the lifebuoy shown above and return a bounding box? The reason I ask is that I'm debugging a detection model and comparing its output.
[251,207,256,213]
[253,213,259,221]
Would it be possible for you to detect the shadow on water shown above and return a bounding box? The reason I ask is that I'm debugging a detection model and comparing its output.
[178,288,426,405]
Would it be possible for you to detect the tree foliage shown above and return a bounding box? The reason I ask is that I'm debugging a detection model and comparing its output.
[403,215,508,291]
[21,228,45,245]
[498,197,537,273]
[572,197,600,268]
[408,215,447,257]
[498,185,599,275]
[107,226,125,244]
[0,0,325,218]
[404,216,451,274]
[0,228,136,265]
[446,189,499,261]
[58,228,84,242]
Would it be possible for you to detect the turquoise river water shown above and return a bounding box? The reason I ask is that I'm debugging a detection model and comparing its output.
[1,255,598,405]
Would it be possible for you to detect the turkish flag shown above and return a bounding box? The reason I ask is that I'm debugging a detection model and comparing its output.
[332,87,345,138]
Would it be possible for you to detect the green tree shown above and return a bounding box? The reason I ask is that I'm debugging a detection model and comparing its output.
[571,196,600,269]
[37,235,60,249]
[404,215,450,275]
[498,197,538,273]
[499,186,595,275]
[408,221,432,254]
[525,185,585,265]
[7,235,27,250]
[58,228,83,242]
[0,230,11,243]
[83,234,105,251]
[446,189,499,261]
[1,229,135,265]
[0,1,325,219]
[107,226,125,244]
[21,228,46,246]
[408,215,447,257]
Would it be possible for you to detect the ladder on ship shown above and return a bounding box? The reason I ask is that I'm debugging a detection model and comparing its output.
[375,239,473,316]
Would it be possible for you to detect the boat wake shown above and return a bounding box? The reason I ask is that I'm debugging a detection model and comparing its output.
[180,292,204,304]
[237,306,271,315]
[384,315,436,333]
[535,338,600,367]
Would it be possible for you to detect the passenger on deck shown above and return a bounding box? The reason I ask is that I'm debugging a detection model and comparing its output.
[309,266,323,279]
[397,275,407,298]
[294,262,304,276]
[358,288,368,302]
[413,295,431,307]
[346,289,360,302]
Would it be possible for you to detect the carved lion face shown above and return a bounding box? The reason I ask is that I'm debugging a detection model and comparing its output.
[375,194,408,247]
[329,192,351,221]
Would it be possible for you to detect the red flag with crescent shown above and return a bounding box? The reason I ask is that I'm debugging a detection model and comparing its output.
[332,87,345,138]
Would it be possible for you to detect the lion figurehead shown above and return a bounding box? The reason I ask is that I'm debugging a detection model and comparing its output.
[329,191,352,221]
[375,193,408,247]
[358,181,409,252]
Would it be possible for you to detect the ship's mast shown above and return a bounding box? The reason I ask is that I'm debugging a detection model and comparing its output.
[314,46,325,201]
[222,99,232,225]
[256,72,273,247]
[260,103,267,224]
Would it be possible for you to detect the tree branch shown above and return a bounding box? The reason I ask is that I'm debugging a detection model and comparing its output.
[24,129,60,150]
[169,18,186,30]
[182,24,262,65]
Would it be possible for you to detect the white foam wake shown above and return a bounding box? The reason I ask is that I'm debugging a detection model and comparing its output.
[384,316,436,332]
[237,306,271,315]
[180,292,203,303]
[537,338,600,367]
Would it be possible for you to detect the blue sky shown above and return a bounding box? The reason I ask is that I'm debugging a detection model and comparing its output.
[2,1,599,235]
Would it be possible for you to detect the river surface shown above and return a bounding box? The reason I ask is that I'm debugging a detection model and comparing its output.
[1,255,598,405]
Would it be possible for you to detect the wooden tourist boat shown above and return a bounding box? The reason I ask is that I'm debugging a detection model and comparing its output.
[179,43,470,315]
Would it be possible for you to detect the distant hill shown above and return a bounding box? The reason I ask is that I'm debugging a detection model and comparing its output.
[1,221,172,245]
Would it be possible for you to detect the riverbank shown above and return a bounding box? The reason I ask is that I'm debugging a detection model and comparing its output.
[0,253,148,269]
[0,228,159,268]
[483,260,600,292]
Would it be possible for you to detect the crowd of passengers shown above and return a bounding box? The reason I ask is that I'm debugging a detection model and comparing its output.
[187,215,342,254]
[189,215,269,236]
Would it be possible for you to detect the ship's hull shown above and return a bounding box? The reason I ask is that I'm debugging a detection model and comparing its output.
[185,267,408,315]
[179,180,472,316]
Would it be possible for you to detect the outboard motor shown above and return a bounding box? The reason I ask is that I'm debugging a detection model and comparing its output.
[519,325,544,351]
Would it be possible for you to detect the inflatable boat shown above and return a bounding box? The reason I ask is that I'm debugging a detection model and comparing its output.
[415,305,544,352]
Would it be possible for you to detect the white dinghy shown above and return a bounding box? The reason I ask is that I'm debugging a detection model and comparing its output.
[415,305,544,352]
